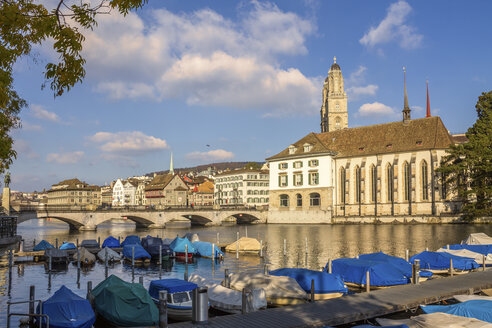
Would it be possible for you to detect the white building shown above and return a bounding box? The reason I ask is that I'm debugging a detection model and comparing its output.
[112,179,137,206]
[214,169,269,207]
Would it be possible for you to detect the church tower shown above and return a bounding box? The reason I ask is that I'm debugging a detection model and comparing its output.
[320,57,348,133]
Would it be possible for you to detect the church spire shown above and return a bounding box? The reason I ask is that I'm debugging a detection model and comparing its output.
[169,152,174,175]
[402,67,411,123]
[426,80,431,118]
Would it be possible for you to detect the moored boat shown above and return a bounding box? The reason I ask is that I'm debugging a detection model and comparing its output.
[410,251,479,274]
[74,247,96,265]
[437,247,492,266]
[97,247,121,262]
[225,237,261,254]
[80,239,100,254]
[44,248,69,265]
[192,241,223,259]
[141,235,172,261]
[122,244,151,265]
[170,237,196,259]
[462,232,492,245]
[102,236,121,249]
[121,235,140,247]
[33,240,54,251]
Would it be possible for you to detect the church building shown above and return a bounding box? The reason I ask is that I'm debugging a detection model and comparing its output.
[267,58,461,224]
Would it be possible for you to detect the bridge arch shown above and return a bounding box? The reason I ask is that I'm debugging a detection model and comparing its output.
[180,214,213,226]
[95,215,155,228]
[231,213,262,224]
[36,215,84,230]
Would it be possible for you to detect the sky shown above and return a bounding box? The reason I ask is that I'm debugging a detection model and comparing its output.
[9,0,492,191]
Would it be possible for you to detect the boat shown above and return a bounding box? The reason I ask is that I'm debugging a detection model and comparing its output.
[33,240,54,251]
[192,241,223,259]
[447,244,492,256]
[189,273,267,314]
[225,237,261,254]
[377,312,491,327]
[409,251,480,274]
[141,235,172,261]
[453,294,492,302]
[227,272,308,306]
[358,252,433,281]
[97,247,121,262]
[183,232,200,242]
[59,242,77,256]
[421,300,492,323]
[170,237,196,259]
[102,236,120,248]
[74,247,96,265]
[122,244,151,264]
[121,235,140,246]
[36,285,95,328]
[269,268,348,300]
[462,232,492,245]
[91,275,158,327]
[148,278,201,321]
[44,248,69,265]
[80,239,100,254]
[163,238,173,246]
[437,247,492,266]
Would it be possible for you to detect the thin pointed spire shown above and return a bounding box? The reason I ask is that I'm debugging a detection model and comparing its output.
[169,152,174,175]
[402,66,411,123]
[426,80,431,118]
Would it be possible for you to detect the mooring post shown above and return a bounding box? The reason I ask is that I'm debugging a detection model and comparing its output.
[245,226,248,238]
[212,243,215,262]
[192,287,209,324]
[98,237,101,247]
[48,254,52,272]
[450,258,454,277]
[159,290,168,328]
[216,232,220,244]
[264,264,268,275]
[283,239,286,256]
[412,259,420,284]
[132,246,135,282]
[29,285,35,326]
[241,288,248,314]
[76,238,79,247]
[310,279,315,302]
[33,238,36,249]
[366,271,370,293]
[483,254,486,271]
[236,231,239,241]
[118,236,121,244]
[328,259,333,274]
[104,250,108,279]
[236,238,239,259]
[139,276,144,285]
[77,248,81,269]
[20,239,24,253]
[260,240,263,258]
[55,238,58,249]
[224,269,230,288]
[86,281,92,301]
[447,244,450,250]
[305,237,308,255]
[184,244,188,281]
[159,244,163,279]
[405,249,409,262]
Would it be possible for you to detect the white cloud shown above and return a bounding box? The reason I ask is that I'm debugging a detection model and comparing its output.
[346,65,379,100]
[14,139,39,159]
[21,121,43,131]
[186,149,234,162]
[46,151,84,164]
[347,85,379,98]
[81,3,318,115]
[360,1,422,50]
[412,105,424,112]
[89,131,169,155]
[357,102,396,117]
[30,104,61,123]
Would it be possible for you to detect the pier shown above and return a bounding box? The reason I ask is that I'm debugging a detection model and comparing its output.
[171,269,492,328]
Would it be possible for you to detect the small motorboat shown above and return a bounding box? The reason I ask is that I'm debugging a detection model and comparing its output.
[410,251,479,274]
[182,232,200,242]
[122,244,151,265]
[141,235,172,261]
[92,275,158,327]
[437,247,492,266]
[80,239,100,254]
[269,268,348,300]
[421,300,492,323]
[74,247,96,266]
[121,235,140,247]
[44,248,69,265]
[97,247,121,262]
[461,232,492,245]
[36,285,95,328]
[59,242,77,256]
[225,237,261,254]
[192,241,223,259]
[170,237,196,259]
[33,240,54,251]
[149,278,201,321]
[377,312,490,327]
[102,236,120,249]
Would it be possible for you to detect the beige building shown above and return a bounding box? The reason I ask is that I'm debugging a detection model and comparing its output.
[101,186,112,207]
[190,180,214,206]
[145,174,189,207]
[214,169,269,206]
[47,178,101,207]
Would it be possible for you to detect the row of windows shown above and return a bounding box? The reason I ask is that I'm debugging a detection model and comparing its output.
[288,143,313,155]
[216,174,268,183]
[247,198,269,203]
[278,159,319,170]
[279,172,319,187]
[279,193,320,207]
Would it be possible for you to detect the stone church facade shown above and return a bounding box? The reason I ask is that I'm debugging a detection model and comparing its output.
[267,58,461,224]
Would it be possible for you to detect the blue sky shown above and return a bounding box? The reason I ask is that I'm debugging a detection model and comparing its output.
[9,0,492,191]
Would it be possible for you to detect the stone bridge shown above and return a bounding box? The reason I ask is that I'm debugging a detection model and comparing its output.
[15,207,268,231]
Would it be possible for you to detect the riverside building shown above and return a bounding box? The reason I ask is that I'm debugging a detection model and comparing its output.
[47,178,101,207]
[214,169,269,207]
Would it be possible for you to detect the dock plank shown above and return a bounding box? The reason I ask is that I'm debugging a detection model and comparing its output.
[170,269,492,328]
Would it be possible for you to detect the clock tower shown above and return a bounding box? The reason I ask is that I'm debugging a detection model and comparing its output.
[320,57,348,133]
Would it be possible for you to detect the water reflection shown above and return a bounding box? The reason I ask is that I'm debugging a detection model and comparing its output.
[1,219,491,326]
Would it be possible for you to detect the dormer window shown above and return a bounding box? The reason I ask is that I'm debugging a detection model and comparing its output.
[303,143,313,152]
[359,147,365,152]
[416,140,423,146]
[288,145,297,155]
[386,144,392,149]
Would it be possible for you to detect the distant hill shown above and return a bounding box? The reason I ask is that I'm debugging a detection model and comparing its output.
[146,161,264,176]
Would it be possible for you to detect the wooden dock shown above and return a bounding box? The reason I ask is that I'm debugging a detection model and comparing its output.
[170,269,492,328]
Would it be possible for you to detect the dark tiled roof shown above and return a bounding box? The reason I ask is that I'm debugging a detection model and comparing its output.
[49,178,100,192]
[145,174,174,191]
[452,134,469,144]
[267,117,454,160]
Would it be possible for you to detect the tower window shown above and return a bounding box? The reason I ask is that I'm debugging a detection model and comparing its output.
[335,117,341,130]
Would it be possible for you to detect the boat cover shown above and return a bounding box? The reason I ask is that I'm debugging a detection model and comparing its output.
[448,244,492,256]
[353,325,409,328]
[228,272,307,301]
[45,248,68,258]
[121,235,140,246]
[330,258,409,286]
[102,236,120,248]
[142,236,171,257]
[377,312,492,328]
[97,247,121,261]
[358,252,433,279]
[454,294,492,302]
[92,275,158,327]
[183,233,200,242]
[462,233,492,245]
[80,239,99,248]
[59,242,76,250]
[270,268,348,294]
[225,237,261,253]
[192,241,224,258]
[189,273,267,314]
[36,285,95,328]
[75,247,96,264]
[149,279,197,298]
[421,300,492,323]
[409,251,479,270]
[437,248,492,265]
[33,240,54,251]
[170,237,197,254]
[162,238,173,246]
[122,244,150,260]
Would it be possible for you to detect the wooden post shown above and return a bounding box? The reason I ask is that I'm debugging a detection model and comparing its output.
[483,254,486,271]
[283,239,286,256]
[184,244,188,281]
[236,231,239,241]
[105,250,108,279]
[216,232,220,244]
[264,264,268,275]
[426,247,428,252]
[33,238,36,249]
[48,254,52,272]
[450,258,454,277]
[139,276,144,285]
[29,285,35,326]
[118,236,121,244]
[245,226,248,238]
[447,244,450,250]
[328,259,332,274]
[224,269,230,288]
[86,281,92,300]
[241,288,248,314]
[405,249,409,262]
[98,237,101,247]
[212,243,215,262]
[260,240,263,258]
[310,279,315,302]
[77,248,81,269]
[132,246,135,282]
[305,237,308,255]
[76,238,79,247]
[159,244,162,279]
[159,290,168,328]
[55,238,58,249]
[236,238,239,259]
[366,271,370,293]
[20,239,24,252]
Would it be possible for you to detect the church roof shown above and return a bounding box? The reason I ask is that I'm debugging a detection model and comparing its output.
[330,62,341,71]
[266,116,454,161]
[145,174,175,191]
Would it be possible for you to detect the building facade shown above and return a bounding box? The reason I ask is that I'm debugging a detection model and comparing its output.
[47,178,101,207]
[214,169,269,206]
[190,180,214,206]
[112,179,138,206]
[145,174,189,207]
[320,57,348,133]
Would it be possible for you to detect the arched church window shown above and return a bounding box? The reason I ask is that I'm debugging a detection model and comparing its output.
[370,165,377,203]
[404,162,411,201]
[335,117,341,130]
[340,167,346,204]
[387,164,394,202]
[355,166,361,203]
[421,160,429,200]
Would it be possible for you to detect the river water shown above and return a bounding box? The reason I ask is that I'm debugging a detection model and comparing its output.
[1,219,492,326]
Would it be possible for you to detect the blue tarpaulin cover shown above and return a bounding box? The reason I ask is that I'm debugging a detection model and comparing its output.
[192,241,223,258]
[269,268,348,294]
[122,244,150,260]
[170,237,196,254]
[329,258,409,286]
[80,240,99,248]
[149,279,197,299]
[36,285,95,328]
[359,252,433,279]
[142,236,171,257]
[102,236,120,248]
[59,242,76,250]
[121,235,140,246]
[33,240,54,251]
[448,244,492,255]
[421,300,492,323]
[410,251,479,270]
